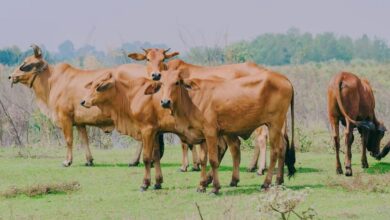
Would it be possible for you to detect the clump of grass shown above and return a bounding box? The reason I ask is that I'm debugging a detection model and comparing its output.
[327,173,390,193]
[257,186,317,220]
[1,181,80,198]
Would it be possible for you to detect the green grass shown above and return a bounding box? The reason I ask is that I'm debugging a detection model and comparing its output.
[0,146,390,219]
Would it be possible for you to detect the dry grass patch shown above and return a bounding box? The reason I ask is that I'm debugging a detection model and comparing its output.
[1,181,80,198]
[327,173,390,193]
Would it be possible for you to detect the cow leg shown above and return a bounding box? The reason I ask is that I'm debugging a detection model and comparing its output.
[330,118,343,174]
[206,134,221,194]
[153,135,163,190]
[180,143,189,172]
[276,135,286,185]
[248,140,260,172]
[191,145,201,171]
[60,119,73,167]
[262,127,282,189]
[197,142,208,193]
[361,131,369,169]
[140,129,156,191]
[344,124,354,177]
[226,136,241,187]
[77,126,93,166]
[129,142,142,167]
[257,133,267,176]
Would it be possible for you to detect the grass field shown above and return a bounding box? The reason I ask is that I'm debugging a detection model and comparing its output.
[0,145,390,220]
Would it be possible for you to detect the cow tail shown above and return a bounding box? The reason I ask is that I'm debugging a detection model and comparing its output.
[285,88,296,178]
[158,133,164,159]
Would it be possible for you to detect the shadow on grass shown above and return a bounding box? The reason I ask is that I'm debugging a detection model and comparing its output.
[296,167,322,173]
[366,162,390,174]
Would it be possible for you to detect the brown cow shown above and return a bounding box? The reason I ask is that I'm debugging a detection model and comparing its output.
[8,45,147,166]
[81,71,243,191]
[146,65,296,193]
[130,48,272,175]
[327,71,387,176]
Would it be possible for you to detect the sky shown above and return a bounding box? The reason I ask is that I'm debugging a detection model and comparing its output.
[0,0,389,52]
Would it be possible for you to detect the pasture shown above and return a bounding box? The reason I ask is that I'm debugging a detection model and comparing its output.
[1,144,389,220]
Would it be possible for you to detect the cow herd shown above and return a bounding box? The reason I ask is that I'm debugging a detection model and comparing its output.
[8,45,390,194]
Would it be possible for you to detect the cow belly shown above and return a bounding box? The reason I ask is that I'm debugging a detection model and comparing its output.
[74,106,112,125]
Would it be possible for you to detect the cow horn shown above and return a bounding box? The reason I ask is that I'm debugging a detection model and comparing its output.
[141,48,148,53]
[31,44,42,58]
[164,48,171,53]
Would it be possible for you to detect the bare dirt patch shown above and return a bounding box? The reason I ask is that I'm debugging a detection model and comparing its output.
[1,181,80,198]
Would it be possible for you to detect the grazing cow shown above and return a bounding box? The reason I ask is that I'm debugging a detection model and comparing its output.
[327,72,387,176]
[8,45,147,166]
[146,65,296,194]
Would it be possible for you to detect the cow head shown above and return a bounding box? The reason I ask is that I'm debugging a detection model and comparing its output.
[81,72,115,108]
[9,44,48,87]
[366,122,387,157]
[128,48,179,81]
[145,69,198,110]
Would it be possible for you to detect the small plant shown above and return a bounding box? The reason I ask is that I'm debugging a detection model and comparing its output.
[257,186,317,220]
[1,181,80,198]
[296,128,312,153]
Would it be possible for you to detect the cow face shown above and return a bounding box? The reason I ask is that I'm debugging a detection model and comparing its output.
[9,44,47,86]
[367,123,387,156]
[81,72,115,108]
[145,70,198,110]
[128,48,179,81]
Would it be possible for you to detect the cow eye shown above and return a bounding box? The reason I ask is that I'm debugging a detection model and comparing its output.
[146,58,150,62]
[175,81,179,86]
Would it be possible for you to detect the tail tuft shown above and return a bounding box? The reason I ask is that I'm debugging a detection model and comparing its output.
[285,143,296,178]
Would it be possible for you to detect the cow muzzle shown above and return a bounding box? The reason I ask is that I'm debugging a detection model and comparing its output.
[152,72,161,81]
[160,99,171,108]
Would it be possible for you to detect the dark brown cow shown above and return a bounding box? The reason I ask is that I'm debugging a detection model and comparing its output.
[327,72,387,176]
[146,65,296,193]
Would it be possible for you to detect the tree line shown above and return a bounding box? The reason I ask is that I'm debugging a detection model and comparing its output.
[1,29,390,67]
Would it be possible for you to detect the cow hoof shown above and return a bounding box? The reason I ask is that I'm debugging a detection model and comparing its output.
[178,167,187,172]
[140,185,149,192]
[209,189,219,195]
[191,167,201,172]
[85,160,94,167]
[128,161,139,167]
[261,183,270,190]
[197,187,206,193]
[361,163,369,169]
[336,167,343,175]
[345,169,353,177]
[153,184,162,190]
[247,167,257,172]
[257,169,266,176]
[229,181,239,187]
[62,160,72,167]
[276,178,284,185]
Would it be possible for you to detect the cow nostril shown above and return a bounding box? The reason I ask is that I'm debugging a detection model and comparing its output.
[8,76,11,80]
[152,73,161,81]
[80,100,86,106]
[161,99,171,108]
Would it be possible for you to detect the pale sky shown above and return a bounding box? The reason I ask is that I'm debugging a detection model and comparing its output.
[0,0,389,52]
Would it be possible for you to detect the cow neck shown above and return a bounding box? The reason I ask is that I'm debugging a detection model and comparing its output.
[30,65,52,107]
[174,86,204,129]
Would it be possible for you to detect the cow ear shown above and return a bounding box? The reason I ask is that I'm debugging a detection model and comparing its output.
[144,82,162,95]
[182,79,200,90]
[96,81,114,92]
[85,81,93,89]
[165,51,179,59]
[128,53,146,61]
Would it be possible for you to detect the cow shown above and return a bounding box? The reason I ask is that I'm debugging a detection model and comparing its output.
[146,64,296,194]
[327,71,387,176]
[81,71,245,191]
[129,48,272,175]
[8,45,147,167]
